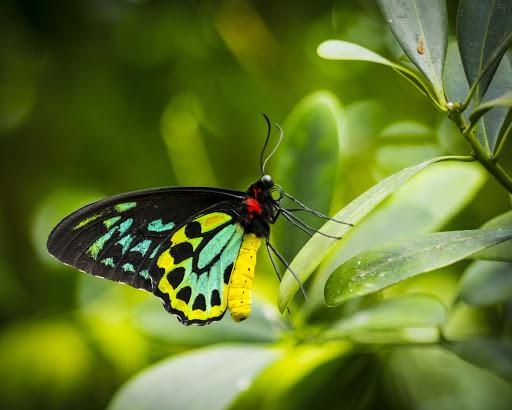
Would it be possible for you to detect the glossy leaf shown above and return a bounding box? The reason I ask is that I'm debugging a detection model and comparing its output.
[273,91,343,260]
[323,295,446,339]
[457,0,512,100]
[377,0,448,102]
[443,41,470,107]
[109,345,282,410]
[305,162,485,314]
[474,57,512,153]
[324,229,512,306]
[317,40,439,107]
[458,261,512,306]
[476,210,512,261]
[278,156,461,312]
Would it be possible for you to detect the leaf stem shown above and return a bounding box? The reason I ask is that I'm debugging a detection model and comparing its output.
[450,111,512,193]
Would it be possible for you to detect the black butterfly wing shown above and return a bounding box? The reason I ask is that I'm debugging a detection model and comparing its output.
[47,187,243,292]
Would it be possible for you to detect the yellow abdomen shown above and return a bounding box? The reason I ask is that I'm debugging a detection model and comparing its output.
[227,233,261,322]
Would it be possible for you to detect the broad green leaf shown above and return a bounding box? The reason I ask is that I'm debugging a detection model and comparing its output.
[318,40,396,65]
[278,156,465,312]
[476,209,512,261]
[387,347,512,409]
[133,297,282,346]
[317,40,440,108]
[108,345,282,410]
[475,57,512,153]
[306,162,485,315]
[323,295,446,339]
[446,340,512,383]
[443,41,470,111]
[457,0,512,100]
[377,0,448,103]
[325,229,512,306]
[230,342,351,410]
[274,91,343,261]
[458,261,512,306]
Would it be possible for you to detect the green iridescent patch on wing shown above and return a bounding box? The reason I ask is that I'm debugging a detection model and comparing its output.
[148,219,175,232]
[114,202,137,212]
[130,239,152,256]
[103,216,121,229]
[117,234,134,254]
[73,213,102,230]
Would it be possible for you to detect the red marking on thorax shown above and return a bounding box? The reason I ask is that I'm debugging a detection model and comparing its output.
[244,198,262,214]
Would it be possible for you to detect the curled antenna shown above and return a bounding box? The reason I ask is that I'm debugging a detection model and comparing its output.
[260,114,272,175]
[262,123,283,175]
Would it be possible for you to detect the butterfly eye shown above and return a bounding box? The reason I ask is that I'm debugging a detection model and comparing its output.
[270,185,284,201]
[261,175,274,188]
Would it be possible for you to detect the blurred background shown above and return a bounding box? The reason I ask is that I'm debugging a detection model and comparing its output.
[1,1,511,409]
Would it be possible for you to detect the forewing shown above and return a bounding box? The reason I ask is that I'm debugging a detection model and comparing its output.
[152,211,244,325]
[47,187,242,292]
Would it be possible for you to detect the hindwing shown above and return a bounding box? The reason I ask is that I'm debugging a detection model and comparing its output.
[151,211,244,325]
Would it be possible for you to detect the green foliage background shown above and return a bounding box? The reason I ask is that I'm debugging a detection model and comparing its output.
[1,1,511,409]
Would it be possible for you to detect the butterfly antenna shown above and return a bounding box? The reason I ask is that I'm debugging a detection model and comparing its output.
[266,240,309,302]
[260,113,272,176]
[262,123,284,175]
[283,192,353,226]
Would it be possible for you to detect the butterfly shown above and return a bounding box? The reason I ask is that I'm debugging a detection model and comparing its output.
[47,116,350,325]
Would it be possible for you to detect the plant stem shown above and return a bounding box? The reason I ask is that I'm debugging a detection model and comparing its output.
[450,112,512,194]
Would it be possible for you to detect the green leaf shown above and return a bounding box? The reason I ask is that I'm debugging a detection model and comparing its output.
[446,340,512,383]
[273,91,343,260]
[473,95,512,144]
[377,0,448,103]
[305,161,484,315]
[474,57,512,153]
[476,209,512,261]
[323,295,446,339]
[324,229,512,306]
[317,40,442,108]
[443,41,470,107]
[278,156,465,312]
[108,345,282,410]
[457,0,512,100]
[458,261,512,306]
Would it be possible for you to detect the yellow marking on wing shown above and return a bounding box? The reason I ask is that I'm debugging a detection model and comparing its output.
[228,234,261,322]
[157,249,174,273]
[197,212,232,232]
